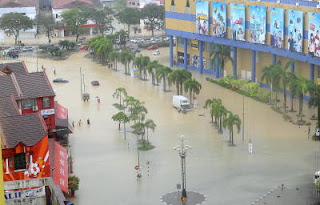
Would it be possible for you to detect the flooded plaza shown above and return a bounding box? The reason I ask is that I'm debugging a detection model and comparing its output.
[19,47,320,205]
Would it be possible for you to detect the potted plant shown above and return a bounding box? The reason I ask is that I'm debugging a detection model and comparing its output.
[68,175,80,197]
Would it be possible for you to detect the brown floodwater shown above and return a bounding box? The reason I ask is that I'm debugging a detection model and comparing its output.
[19,48,320,205]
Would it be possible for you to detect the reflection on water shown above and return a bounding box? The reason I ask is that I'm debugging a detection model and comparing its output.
[21,49,319,205]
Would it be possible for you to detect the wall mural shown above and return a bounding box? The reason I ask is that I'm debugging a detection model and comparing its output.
[230,3,246,41]
[212,2,227,38]
[270,7,284,48]
[308,12,320,57]
[196,1,209,35]
[249,5,267,44]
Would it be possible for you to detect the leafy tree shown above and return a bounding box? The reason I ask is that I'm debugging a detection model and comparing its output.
[115,29,129,47]
[115,0,128,9]
[35,14,56,43]
[144,119,156,143]
[168,69,192,95]
[156,65,172,91]
[109,51,120,71]
[261,63,281,105]
[89,35,113,63]
[120,51,135,75]
[205,98,221,123]
[0,12,33,45]
[69,175,80,196]
[116,8,141,37]
[141,4,164,36]
[146,60,159,85]
[81,7,114,34]
[308,82,320,129]
[278,60,294,113]
[184,78,202,104]
[223,112,241,146]
[209,44,233,78]
[133,55,150,80]
[112,111,130,138]
[113,87,128,108]
[61,9,87,42]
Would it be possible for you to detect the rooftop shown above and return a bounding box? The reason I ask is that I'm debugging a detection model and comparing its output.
[51,0,95,9]
[0,95,19,117]
[0,0,36,8]
[0,62,28,75]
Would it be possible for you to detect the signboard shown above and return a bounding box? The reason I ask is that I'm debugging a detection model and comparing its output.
[5,186,45,201]
[270,8,284,48]
[230,4,246,41]
[288,10,303,52]
[56,103,68,119]
[41,109,55,116]
[53,142,68,193]
[249,5,267,44]
[191,40,198,50]
[308,13,320,57]
[212,2,227,37]
[196,1,209,35]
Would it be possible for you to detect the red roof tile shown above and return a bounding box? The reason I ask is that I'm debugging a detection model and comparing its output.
[0,62,28,75]
[0,0,36,7]
[51,0,95,9]
[0,95,19,117]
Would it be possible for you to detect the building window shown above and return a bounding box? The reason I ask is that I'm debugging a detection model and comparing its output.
[56,14,58,18]
[170,0,175,11]
[185,0,190,13]
[22,99,36,109]
[43,97,50,108]
[14,153,26,170]
[137,3,140,6]
[132,2,135,5]
[178,37,184,46]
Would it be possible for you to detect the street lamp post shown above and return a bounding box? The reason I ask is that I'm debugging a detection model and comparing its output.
[174,135,192,200]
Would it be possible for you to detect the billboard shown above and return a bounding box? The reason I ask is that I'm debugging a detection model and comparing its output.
[212,2,227,37]
[270,8,284,48]
[230,3,246,41]
[288,10,303,53]
[308,13,320,57]
[196,1,209,35]
[249,5,267,44]
[53,142,69,193]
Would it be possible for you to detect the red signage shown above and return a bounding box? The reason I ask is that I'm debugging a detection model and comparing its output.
[53,142,68,193]
[56,103,68,120]
[135,166,140,170]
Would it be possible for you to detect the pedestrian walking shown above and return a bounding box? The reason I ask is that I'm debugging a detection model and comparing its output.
[96,96,100,103]
[53,68,56,75]
[72,121,75,127]
[307,126,311,139]
[87,118,90,125]
[78,119,82,126]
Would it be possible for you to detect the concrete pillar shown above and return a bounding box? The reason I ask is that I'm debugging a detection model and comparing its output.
[169,35,173,67]
[251,50,256,82]
[199,41,204,74]
[272,54,276,64]
[233,47,237,78]
[310,63,315,81]
[184,38,188,69]
[290,62,294,72]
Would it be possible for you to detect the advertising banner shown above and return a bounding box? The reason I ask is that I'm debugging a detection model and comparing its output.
[53,142,68,193]
[230,4,246,41]
[270,7,284,48]
[249,5,267,44]
[196,1,209,35]
[288,10,303,52]
[5,186,45,201]
[308,13,320,57]
[191,40,198,50]
[212,2,227,37]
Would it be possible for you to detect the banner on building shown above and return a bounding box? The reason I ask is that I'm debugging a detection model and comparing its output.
[270,7,284,48]
[287,10,303,53]
[249,5,266,44]
[212,2,227,37]
[56,103,68,120]
[308,13,320,57]
[191,40,198,50]
[230,4,246,41]
[5,186,45,201]
[53,142,68,193]
[196,1,209,35]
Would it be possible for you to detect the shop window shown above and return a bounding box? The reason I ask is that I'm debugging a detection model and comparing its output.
[22,99,36,109]
[170,0,175,11]
[43,97,50,108]
[14,153,26,170]
[185,0,190,13]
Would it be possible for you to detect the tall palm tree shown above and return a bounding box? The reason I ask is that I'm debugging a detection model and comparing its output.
[126,51,135,75]
[223,112,241,146]
[141,56,150,80]
[133,55,143,78]
[111,111,130,139]
[168,69,192,95]
[109,51,120,71]
[293,74,311,119]
[217,106,228,133]
[112,87,127,108]
[278,60,294,113]
[146,60,159,85]
[205,98,221,123]
[156,65,172,91]
[308,82,320,129]
[209,44,233,78]
[288,72,298,112]
[184,78,202,104]
[261,63,281,105]
[145,119,156,143]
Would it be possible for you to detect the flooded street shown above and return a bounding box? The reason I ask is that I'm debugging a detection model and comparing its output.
[20,48,319,205]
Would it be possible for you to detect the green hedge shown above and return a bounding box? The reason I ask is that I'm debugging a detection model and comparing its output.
[138,41,171,49]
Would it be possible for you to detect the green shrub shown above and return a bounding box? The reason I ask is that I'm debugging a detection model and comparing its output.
[283,114,291,121]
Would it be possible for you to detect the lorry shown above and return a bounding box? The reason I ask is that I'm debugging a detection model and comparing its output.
[172,96,191,111]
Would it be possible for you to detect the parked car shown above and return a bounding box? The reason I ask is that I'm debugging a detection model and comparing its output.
[132,48,141,53]
[78,36,86,41]
[147,45,159,50]
[130,39,138,43]
[153,50,160,55]
[91,81,100,86]
[22,46,34,52]
[53,78,69,83]
[79,45,88,50]
[7,51,19,58]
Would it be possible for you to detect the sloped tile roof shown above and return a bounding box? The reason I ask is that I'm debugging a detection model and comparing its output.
[51,0,95,9]
[0,0,36,7]
[0,95,19,117]
[0,75,20,98]
[0,113,47,149]
[0,62,28,75]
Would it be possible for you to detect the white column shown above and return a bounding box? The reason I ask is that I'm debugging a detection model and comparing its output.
[5,158,9,174]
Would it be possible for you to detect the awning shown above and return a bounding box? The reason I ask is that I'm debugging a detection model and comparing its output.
[55,102,73,135]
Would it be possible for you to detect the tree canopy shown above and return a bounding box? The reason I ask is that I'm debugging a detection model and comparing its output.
[116,8,141,37]
[61,9,88,42]
[81,7,114,34]
[141,4,164,36]
[35,14,56,43]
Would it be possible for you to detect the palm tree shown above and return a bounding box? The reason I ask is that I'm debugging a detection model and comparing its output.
[112,87,127,108]
[278,60,294,113]
[205,98,221,123]
[145,119,156,143]
[293,74,311,120]
[308,82,320,129]
[89,36,113,63]
[133,55,143,78]
[141,56,150,80]
[109,51,120,71]
[261,63,281,105]
[146,60,159,85]
[111,111,130,139]
[156,65,172,91]
[184,78,202,104]
[209,44,233,78]
[223,112,241,146]
[288,72,298,112]
[168,69,192,95]
[120,51,135,75]
[217,105,229,133]
[131,122,146,143]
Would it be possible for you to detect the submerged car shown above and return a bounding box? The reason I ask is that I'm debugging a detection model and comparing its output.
[153,50,160,55]
[91,81,100,86]
[53,78,69,83]
[22,46,35,52]
[147,45,159,50]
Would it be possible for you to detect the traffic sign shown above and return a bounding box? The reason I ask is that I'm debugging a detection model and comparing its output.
[135,165,140,170]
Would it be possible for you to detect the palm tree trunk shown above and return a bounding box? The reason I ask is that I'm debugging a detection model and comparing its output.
[270,83,273,104]
[124,123,126,139]
[118,122,121,130]
[231,129,234,145]
[275,91,278,108]
[299,94,303,118]
[176,84,179,95]
[146,129,149,143]
[189,91,192,105]
[163,78,166,91]
[290,94,294,112]
[151,73,155,85]
[283,88,287,113]
[211,114,213,123]
[180,82,183,95]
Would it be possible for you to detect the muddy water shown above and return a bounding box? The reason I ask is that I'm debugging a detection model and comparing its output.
[20,49,319,205]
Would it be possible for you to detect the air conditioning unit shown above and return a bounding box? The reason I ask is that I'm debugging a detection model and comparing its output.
[32,106,38,111]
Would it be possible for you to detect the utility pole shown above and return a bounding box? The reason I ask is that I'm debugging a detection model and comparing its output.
[242,95,244,141]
